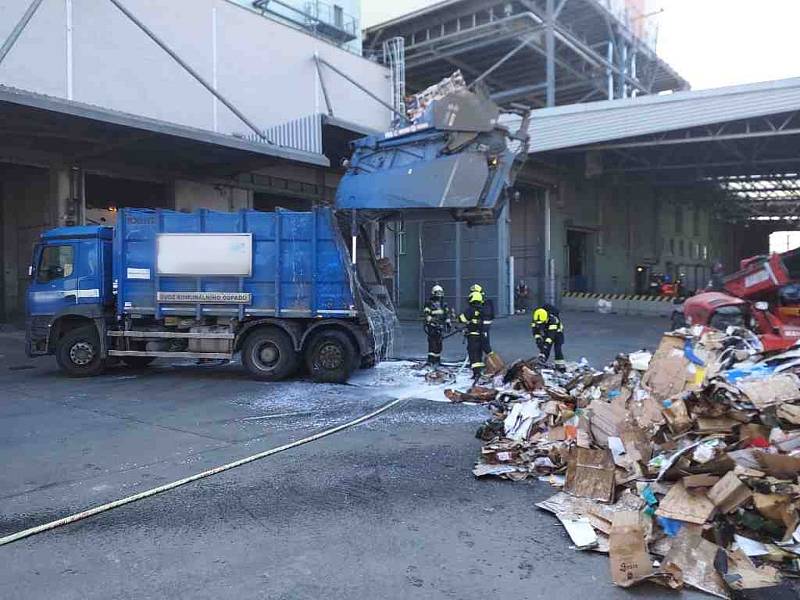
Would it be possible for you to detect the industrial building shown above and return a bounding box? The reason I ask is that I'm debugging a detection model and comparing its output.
[3,0,800,324]
[0,0,392,321]
[365,0,800,316]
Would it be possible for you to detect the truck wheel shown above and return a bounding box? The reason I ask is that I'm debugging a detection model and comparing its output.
[305,330,356,384]
[122,356,156,369]
[242,328,298,381]
[56,326,105,378]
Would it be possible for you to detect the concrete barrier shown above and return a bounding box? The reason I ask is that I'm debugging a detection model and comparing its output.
[561,292,679,318]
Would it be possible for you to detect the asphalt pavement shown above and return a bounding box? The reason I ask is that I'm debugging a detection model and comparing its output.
[0,311,704,599]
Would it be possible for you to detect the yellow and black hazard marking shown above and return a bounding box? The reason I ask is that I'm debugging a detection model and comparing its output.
[561,291,685,303]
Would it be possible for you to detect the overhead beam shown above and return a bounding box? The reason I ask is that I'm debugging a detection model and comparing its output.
[563,126,800,152]
[0,0,46,66]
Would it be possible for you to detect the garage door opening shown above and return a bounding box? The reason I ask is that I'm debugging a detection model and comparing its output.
[253,192,312,212]
[85,174,170,225]
[566,229,590,292]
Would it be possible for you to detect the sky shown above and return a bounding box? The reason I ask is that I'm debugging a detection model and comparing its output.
[361,0,800,90]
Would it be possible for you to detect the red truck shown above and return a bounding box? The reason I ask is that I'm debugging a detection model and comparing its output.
[673,248,800,352]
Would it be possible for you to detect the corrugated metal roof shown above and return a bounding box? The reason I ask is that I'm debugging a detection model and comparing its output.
[528,77,800,153]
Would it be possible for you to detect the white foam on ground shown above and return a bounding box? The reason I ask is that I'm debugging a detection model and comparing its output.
[349,360,475,403]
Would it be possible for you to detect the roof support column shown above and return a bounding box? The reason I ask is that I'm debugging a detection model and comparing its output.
[546,0,556,107]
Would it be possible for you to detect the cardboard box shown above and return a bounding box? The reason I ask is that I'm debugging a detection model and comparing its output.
[777,403,800,425]
[609,511,654,587]
[662,397,692,434]
[656,480,716,525]
[564,447,616,503]
[642,336,695,401]
[661,526,729,598]
[755,451,800,479]
[682,474,720,489]
[737,373,800,410]
[753,492,796,526]
[708,472,753,514]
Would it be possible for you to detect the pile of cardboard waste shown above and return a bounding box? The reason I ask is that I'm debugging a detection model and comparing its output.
[447,326,800,598]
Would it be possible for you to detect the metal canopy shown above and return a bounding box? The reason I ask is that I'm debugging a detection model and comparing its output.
[527,78,800,153]
[525,78,800,221]
[364,0,688,107]
[0,84,328,181]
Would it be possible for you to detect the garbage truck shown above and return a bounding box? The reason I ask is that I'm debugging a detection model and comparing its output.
[24,77,530,381]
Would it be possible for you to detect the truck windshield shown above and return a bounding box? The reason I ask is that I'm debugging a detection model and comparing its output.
[37,245,74,283]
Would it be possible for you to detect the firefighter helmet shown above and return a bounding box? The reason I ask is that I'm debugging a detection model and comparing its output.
[431,284,444,298]
[469,284,483,294]
[533,308,549,324]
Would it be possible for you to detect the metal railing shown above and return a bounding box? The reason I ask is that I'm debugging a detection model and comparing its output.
[252,0,358,45]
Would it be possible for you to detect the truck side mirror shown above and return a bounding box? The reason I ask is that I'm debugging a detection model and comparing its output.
[754,301,769,311]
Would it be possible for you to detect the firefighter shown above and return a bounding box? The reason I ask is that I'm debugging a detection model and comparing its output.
[423,284,450,366]
[479,290,495,357]
[532,304,565,371]
[459,288,489,381]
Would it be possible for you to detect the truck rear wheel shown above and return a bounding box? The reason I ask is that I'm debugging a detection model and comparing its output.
[242,328,298,381]
[56,326,105,378]
[305,330,356,384]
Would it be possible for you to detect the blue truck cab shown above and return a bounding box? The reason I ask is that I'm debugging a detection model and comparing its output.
[26,207,394,383]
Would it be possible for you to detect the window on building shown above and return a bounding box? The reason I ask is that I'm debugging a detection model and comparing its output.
[398,222,407,256]
[703,244,708,261]
[679,239,685,257]
[675,205,683,234]
[37,245,74,283]
[669,238,675,255]
[333,4,344,28]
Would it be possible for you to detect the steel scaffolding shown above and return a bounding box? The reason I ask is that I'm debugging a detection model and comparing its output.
[364,0,688,107]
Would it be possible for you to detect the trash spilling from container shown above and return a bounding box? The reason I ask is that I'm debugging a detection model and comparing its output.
[449,324,800,598]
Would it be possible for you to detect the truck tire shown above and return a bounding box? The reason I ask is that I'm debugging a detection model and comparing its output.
[122,356,156,369]
[242,328,298,381]
[305,330,356,384]
[56,326,105,378]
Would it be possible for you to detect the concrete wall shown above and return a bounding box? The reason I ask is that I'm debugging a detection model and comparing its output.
[1,165,72,320]
[549,180,727,297]
[394,174,734,316]
[173,180,252,211]
[0,0,390,137]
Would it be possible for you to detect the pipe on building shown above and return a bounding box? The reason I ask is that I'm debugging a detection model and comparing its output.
[313,53,335,117]
[544,187,555,305]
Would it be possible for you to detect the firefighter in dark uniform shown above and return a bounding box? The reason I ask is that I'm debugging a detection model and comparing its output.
[459,288,489,381]
[532,304,565,371]
[423,284,450,366]
[470,284,495,358]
